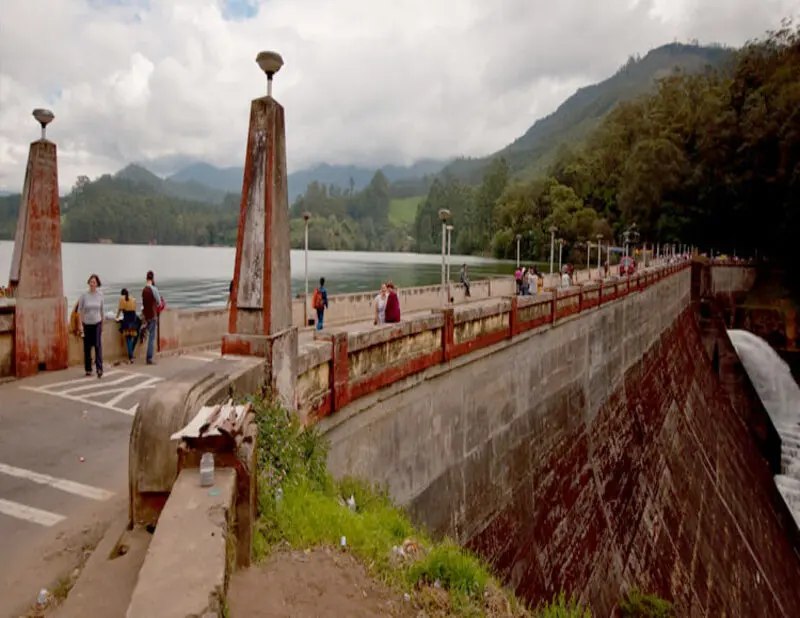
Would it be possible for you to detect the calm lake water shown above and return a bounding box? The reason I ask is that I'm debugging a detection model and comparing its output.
[0,241,514,309]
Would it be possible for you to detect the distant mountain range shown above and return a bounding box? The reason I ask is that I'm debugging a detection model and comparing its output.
[441,43,734,184]
[166,159,449,202]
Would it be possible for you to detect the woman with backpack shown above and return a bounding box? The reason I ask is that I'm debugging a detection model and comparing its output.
[116,288,139,363]
[312,277,329,330]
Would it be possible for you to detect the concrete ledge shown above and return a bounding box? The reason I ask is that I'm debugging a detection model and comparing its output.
[297,338,332,374]
[347,314,444,353]
[126,468,236,618]
[453,298,512,324]
[517,294,552,309]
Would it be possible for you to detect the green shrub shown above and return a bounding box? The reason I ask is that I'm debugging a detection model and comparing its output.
[408,540,491,609]
[533,592,592,617]
[618,588,675,618]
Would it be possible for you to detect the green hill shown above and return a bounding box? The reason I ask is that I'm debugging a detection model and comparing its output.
[388,196,423,226]
[116,164,228,204]
[442,43,733,184]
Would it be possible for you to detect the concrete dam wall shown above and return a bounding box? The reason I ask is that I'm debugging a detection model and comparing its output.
[321,265,800,616]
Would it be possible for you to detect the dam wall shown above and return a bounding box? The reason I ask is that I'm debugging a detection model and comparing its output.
[318,262,800,616]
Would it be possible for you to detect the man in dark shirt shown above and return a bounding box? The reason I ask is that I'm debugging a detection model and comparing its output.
[142,270,161,365]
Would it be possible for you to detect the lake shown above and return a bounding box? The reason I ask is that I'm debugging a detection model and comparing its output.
[0,241,514,309]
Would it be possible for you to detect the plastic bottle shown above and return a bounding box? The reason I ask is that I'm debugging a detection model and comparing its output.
[36,588,48,609]
[199,452,215,487]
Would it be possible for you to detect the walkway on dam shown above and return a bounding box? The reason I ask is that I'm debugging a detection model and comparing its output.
[0,349,234,616]
[0,262,671,614]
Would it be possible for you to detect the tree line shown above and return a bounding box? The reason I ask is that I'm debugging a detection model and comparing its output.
[413,22,800,267]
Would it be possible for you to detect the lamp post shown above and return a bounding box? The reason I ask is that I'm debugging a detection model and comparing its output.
[438,209,451,305]
[586,241,591,275]
[549,225,557,277]
[558,239,563,273]
[596,234,603,273]
[256,51,284,97]
[516,234,522,269]
[303,212,311,326]
[446,224,454,303]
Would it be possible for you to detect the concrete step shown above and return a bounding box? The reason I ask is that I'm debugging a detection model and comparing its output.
[52,514,151,618]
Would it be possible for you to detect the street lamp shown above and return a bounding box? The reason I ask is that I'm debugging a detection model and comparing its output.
[549,225,557,276]
[558,239,564,273]
[515,234,522,269]
[446,225,454,303]
[586,241,591,275]
[256,51,284,97]
[438,209,451,305]
[596,234,603,272]
[303,212,311,326]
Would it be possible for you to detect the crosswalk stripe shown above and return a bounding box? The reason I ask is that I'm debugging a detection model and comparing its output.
[0,462,114,501]
[18,386,137,415]
[0,498,66,527]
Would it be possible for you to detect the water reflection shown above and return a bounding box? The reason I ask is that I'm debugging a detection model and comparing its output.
[0,241,514,309]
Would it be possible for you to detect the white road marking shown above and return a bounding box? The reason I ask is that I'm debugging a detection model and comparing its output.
[0,498,66,527]
[19,370,165,415]
[0,463,114,501]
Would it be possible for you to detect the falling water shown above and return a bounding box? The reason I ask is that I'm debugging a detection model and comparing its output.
[728,330,800,526]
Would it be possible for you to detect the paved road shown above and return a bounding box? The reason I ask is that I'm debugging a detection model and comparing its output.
[0,349,235,616]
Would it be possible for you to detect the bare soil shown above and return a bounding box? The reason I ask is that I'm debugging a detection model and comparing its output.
[227,548,418,618]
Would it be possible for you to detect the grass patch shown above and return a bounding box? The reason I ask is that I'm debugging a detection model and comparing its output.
[389,196,424,226]
[250,392,667,617]
[618,588,675,618]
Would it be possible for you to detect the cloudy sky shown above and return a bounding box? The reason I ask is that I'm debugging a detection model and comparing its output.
[0,0,795,193]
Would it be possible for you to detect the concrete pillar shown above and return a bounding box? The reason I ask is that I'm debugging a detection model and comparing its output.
[222,52,297,411]
[9,109,69,378]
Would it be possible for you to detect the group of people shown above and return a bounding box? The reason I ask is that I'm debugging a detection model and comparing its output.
[309,277,402,331]
[515,265,545,295]
[73,270,164,378]
[373,281,401,326]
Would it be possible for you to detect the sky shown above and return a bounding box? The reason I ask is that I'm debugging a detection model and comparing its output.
[0,0,795,193]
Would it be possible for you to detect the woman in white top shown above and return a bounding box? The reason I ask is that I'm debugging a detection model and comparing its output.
[374,282,388,325]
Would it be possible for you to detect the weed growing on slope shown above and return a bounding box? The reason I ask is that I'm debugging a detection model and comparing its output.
[250,393,596,617]
[618,588,675,618]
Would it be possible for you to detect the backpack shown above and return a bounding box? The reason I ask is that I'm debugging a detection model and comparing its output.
[312,288,324,311]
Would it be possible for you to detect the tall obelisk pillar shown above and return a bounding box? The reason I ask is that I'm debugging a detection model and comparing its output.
[222,51,297,410]
[9,109,69,378]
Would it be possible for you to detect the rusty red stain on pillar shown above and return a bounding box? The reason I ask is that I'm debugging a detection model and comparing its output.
[441,308,455,362]
[9,109,69,379]
[509,296,519,337]
[330,332,350,412]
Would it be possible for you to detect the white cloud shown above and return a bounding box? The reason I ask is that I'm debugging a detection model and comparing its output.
[0,0,795,193]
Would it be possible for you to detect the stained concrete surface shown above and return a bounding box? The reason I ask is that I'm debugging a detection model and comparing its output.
[126,468,236,618]
[0,349,234,617]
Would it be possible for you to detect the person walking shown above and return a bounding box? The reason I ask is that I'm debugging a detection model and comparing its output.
[460,264,471,297]
[77,274,104,378]
[385,281,401,323]
[116,288,139,363]
[141,270,162,365]
[312,277,329,331]
[374,282,388,326]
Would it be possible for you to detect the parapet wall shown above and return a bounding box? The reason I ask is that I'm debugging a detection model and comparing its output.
[290,275,517,327]
[297,264,685,423]
[315,261,800,616]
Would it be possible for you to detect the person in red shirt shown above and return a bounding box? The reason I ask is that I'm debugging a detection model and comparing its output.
[385,281,401,323]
